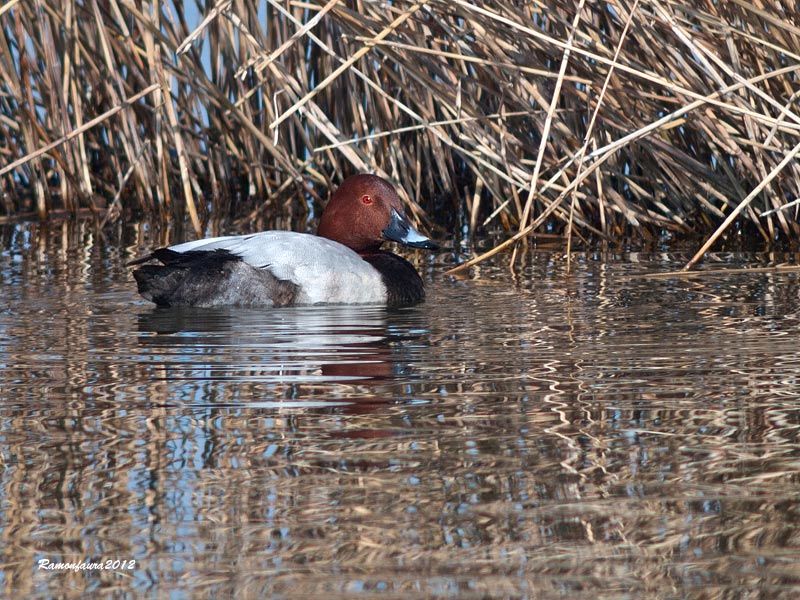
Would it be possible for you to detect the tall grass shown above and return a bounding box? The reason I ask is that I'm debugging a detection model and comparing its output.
[2,0,800,260]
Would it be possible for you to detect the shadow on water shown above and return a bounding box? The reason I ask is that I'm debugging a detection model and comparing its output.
[1,221,800,598]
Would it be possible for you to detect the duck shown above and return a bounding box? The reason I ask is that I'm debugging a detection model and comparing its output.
[129,174,438,308]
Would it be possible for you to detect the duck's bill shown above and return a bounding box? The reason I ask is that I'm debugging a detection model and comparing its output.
[383,208,439,250]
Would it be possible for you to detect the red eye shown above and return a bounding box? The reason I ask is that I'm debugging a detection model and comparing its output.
[361,194,373,205]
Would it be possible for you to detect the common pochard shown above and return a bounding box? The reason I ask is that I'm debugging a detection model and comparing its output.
[130,174,438,307]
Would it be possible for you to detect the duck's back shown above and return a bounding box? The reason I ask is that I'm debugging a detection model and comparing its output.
[133,231,389,307]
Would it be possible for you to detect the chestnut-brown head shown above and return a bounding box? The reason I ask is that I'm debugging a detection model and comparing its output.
[317,174,438,253]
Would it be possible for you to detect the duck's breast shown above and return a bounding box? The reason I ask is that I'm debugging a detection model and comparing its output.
[171,231,388,305]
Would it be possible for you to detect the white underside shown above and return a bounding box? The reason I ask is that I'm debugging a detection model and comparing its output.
[170,231,387,305]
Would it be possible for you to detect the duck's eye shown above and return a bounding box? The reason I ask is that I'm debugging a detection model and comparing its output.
[361,194,373,205]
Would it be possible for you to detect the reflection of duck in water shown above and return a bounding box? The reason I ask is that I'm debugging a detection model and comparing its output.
[130,175,438,308]
[135,304,422,389]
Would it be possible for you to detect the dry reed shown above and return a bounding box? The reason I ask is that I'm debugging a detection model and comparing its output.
[2,0,800,265]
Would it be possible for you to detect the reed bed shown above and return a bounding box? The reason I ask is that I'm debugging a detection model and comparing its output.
[2,0,800,261]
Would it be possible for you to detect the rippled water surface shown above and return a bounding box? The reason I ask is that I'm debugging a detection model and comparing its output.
[2,222,800,599]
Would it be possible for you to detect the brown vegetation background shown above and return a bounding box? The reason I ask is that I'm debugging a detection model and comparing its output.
[2,0,800,253]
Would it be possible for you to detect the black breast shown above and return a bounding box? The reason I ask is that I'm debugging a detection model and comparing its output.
[362,250,426,307]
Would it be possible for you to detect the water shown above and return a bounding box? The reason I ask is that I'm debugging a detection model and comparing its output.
[1,221,800,598]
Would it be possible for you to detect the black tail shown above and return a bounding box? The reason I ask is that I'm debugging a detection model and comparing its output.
[130,248,297,307]
[127,248,203,267]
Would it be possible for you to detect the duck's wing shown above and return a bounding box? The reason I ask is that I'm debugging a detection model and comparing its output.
[169,231,388,305]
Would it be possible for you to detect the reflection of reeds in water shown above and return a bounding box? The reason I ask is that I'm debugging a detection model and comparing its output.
[2,1,800,249]
[3,223,800,596]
